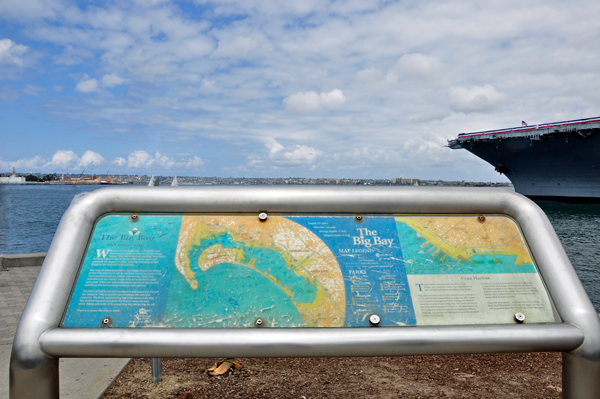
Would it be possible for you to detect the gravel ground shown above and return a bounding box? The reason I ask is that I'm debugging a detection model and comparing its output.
[101,352,562,398]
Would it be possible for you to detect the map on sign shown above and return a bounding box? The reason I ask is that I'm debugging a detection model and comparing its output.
[62,214,557,328]
[166,216,347,327]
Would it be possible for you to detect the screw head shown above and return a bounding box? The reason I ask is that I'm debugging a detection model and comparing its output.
[130,214,139,221]
[515,312,525,323]
[477,215,486,222]
[255,318,264,326]
[369,314,380,325]
[355,215,363,221]
[258,212,268,222]
[101,317,112,327]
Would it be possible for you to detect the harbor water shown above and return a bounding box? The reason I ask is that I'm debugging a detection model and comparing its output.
[1,184,599,311]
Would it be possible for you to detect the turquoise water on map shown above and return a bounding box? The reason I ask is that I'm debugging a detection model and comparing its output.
[164,262,306,327]
[395,221,537,275]
[186,230,318,303]
[1,185,600,311]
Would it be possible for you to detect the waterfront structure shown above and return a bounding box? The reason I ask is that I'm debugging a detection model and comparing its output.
[0,168,25,184]
[57,175,118,184]
[448,117,600,202]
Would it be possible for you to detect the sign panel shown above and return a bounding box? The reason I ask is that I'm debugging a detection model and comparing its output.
[62,214,556,328]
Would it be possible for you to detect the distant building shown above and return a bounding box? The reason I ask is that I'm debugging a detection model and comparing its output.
[0,168,26,184]
[395,177,420,185]
[57,174,119,184]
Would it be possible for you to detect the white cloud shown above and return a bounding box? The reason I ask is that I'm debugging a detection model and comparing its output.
[395,53,441,80]
[0,38,36,78]
[319,89,346,109]
[280,145,323,164]
[22,84,45,96]
[194,1,327,16]
[53,45,94,66]
[81,150,104,166]
[75,75,99,93]
[412,108,450,123]
[45,150,79,168]
[0,39,28,66]
[246,133,459,176]
[283,92,320,114]
[101,74,125,88]
[213,36,259,58]
[3,1,600,182]
[53,85,63,92]
[283,89,346,114]
[126,150,204,170]
[185,156,204,168]
[127,150,153,168]
[2,150,205,173]
[250,138,324,168]
[355,68,398,91]
[9,150,105,171]
[264,137,284,154]
[174,38,214,60]
[201,79,217,92]
[0,0,65,21]
[154,152,176,168]
[449,84,505,113]
[0,155,45,170]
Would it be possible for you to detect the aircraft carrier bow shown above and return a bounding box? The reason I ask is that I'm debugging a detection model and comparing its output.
[449,117,600,202]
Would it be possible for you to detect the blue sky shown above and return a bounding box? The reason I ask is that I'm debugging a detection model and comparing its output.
[1,0,599,181]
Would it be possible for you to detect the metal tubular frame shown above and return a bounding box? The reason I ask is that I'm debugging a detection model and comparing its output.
[10,186,600,398]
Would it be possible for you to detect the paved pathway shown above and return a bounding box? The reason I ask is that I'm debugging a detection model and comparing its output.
[0,266,40,346]
[0,266,129,399]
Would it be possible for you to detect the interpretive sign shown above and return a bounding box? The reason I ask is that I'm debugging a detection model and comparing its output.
[62,213,556,328]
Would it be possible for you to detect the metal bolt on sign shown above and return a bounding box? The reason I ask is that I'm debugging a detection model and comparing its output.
[369,315,380,326]
[255,318,264,326]
[515,313,526,323]
[130,214,139,221]
[258,212,268,222]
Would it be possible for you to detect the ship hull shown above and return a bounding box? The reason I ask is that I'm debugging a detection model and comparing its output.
[457,131,600,202]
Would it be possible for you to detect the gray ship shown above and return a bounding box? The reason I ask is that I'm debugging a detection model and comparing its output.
[448,117,600,202]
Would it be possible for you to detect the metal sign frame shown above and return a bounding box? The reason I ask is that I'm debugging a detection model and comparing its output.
[10,186,600,398]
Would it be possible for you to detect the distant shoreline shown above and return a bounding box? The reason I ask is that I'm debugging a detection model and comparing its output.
[0,177,513,187]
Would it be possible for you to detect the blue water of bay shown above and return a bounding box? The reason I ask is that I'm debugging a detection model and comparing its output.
[1,185,600,311]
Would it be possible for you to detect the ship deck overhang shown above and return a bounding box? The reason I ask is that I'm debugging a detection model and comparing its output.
[449,120,600,148]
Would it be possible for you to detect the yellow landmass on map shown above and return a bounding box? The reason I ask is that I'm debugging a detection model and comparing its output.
[174,215,346,327]
[395,216,532,264]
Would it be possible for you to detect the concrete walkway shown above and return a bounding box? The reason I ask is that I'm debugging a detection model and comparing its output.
[0,263,130,399]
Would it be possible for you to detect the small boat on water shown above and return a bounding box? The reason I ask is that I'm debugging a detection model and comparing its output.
[148,175,178,186]
[148,175,159,186]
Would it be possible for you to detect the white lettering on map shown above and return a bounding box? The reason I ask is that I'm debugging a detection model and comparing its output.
[120,235,155,242]
[96,249,111,258]
[352,228,394,248]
